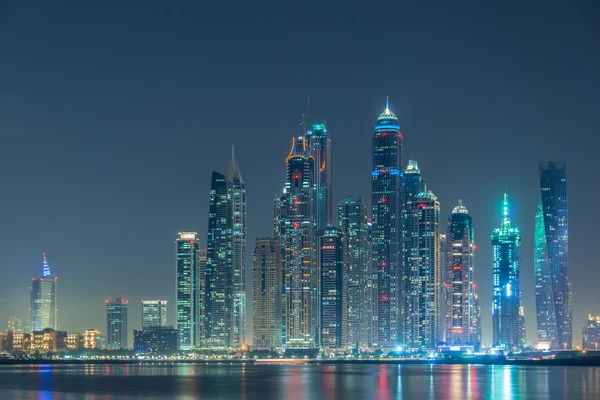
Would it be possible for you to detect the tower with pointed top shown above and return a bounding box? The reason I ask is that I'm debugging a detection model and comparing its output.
[227,146,247,347]
[305,122,332,230]
[371,98,403,349]
[491,194,525,350]
[31,253,57,332]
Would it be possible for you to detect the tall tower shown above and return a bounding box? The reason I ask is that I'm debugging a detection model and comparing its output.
[252,237,283,349]
[338,196,372,349]
[204,171,234,348]
[227,146,247,347]
[371,99,403,349]
[106,298,128,349]
[31,253,57,332]
[444,201,477,347]
[176,232,199,350]
[305,122,332,230]
[283,136,317,348]
[319,227,345,349]
[491,194,525,350]
[535,162,571,350]
[196,247,207,347]
[142,300,168,328]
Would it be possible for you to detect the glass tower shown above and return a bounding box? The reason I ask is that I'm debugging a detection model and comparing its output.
[535,161,571,350]
[106,298,128,349]
[31,253,57,332]
[176,232,199,350]
[491,194,525,350]
[142,300,168,328]
[319,227,345,349]
[371,99,403,349]
[305,122,332,230]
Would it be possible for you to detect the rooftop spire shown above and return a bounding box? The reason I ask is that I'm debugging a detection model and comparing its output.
[42,253,51,277]
[226,145,243,183]
[501,193,511,228]
[386,96,389,111]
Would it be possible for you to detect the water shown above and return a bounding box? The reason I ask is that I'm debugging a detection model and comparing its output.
[0,363,599,399]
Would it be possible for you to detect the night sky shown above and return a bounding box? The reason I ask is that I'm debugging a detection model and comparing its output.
[0,1,598,346]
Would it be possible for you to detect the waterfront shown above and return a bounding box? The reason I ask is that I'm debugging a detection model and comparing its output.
[0,363,599,399]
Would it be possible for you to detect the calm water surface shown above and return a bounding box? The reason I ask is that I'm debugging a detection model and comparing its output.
[0,363,599,399]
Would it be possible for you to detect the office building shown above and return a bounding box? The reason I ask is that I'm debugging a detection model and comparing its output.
[134,326,178,353]
[582,315,600,350]
[319,227,345,349]
[176,232,199,350]
[305,122,333,230]
[8,316,23,333]
[106,298,128,349]
[31,253,57,332]
[142,300,168,328]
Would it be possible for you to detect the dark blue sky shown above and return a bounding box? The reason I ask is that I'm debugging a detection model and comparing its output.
[0,1,598,346]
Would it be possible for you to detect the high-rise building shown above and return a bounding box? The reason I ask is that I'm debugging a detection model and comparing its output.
[142,300,168,328]
[227,147,247,347]
[106,298,128,349]
[371,99,403,349]
[204,171,234,348]
[196,247,207,347]
[282,136,317,348]
[31,253,57,332]
[582,315,600,350]
[337,196,372,349]
[319,227,346,349]
[176,232,199,350]
[491,194,525,350]
[305,122,332,230]
[535,161,571,350]
[444,201,478,347]
[473,291,482,349]
[7,316,23,333]
[403,189,440,350]
[252,237,283,349]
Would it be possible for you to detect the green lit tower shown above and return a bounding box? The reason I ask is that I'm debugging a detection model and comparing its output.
[176,232,199,350]
[305,122,332,230]
[491,194,525,350]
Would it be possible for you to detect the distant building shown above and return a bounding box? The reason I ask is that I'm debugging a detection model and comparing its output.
[83,329,102,349]
[176,232,200,350]
[106,298,128,349]
[319,227,345,349]
[65,333,81,351]
[133,326,178,353]
[583,315,600,350]
[31,253,57,332]
[492,194,525,350]
[7,316,23,333]
[10,332,31,353]
[142,300,168,328]
[252,237,282,349]
[196,248,207,346]
[30,328,68,353]
[305,122,333,230]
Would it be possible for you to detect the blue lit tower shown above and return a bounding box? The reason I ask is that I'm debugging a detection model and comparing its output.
[283,136,317,348]
[491,194,525,350]
[535,162,571,349]
[30,253,57,332]
[371,98,403,349]
[305,122,332,230]
[176,232,199,350]
[227,146,247,347]
[204,171,234,348]
[319,227,345,349]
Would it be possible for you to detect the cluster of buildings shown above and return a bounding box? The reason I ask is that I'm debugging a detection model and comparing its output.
[3,99,578,356]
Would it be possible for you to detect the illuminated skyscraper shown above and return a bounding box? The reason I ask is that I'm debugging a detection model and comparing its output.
[204,171,234,348]
[404,189,440,349]
[535,162,571,350]
[176,232,199,350]
[444,201,478,347]
[252,237,283,349]
[338,196,372,348]
[491,194,525,350]
[106,298,128,349]
[228,146,247,347]
[371,99,403,349]
[319,227,345,349]
[31,253,57,332]
[196,247,207,346]
[282,136,317,348]
[582,315,600,350]
[7,316,23,333]
[142,300,168,328]
[305,122,332,230]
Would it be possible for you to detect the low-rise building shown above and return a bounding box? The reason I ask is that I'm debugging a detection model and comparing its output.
[133,326,178,353]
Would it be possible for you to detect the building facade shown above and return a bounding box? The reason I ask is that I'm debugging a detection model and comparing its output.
[106,298,128,349]
[582,315,600,350]
[83,329,102,349]
[371,100,403,349]
[535,161,571,350]
[319,227,345,349]
[176,232,199,350]
[305,122,332,230]
[134,326,178,353]
[31,253,57,332]
[491,194,525,350]
[142,300,168,328]
[252,237,283,349]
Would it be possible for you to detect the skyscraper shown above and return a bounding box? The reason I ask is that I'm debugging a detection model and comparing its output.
[535,162,571,350]
[283,136,317,348]
[196,247,207,347]
[305,122,332,230]
[227,146,247,347]
[319,227,345,349]
[582,314,600,350]
[371,99,403,349]
[444,200,478,347]
[31,253,57,332]
[337,196,372,349]
[176,232,199,350]
[142,300,168,328]
[404,189,440,349]
[106,298,128,349]
[204,171,234,348]
[491,194,525,350]
[252,237,283,349]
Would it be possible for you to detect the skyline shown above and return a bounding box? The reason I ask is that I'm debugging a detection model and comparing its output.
[1,1,599,347]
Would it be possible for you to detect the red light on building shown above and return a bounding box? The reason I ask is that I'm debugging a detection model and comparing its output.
[382,197,387,203]
[380,295,388,301]
[453,265,462,270]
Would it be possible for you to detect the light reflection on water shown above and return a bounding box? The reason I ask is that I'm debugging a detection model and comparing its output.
[0,363,599,399]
